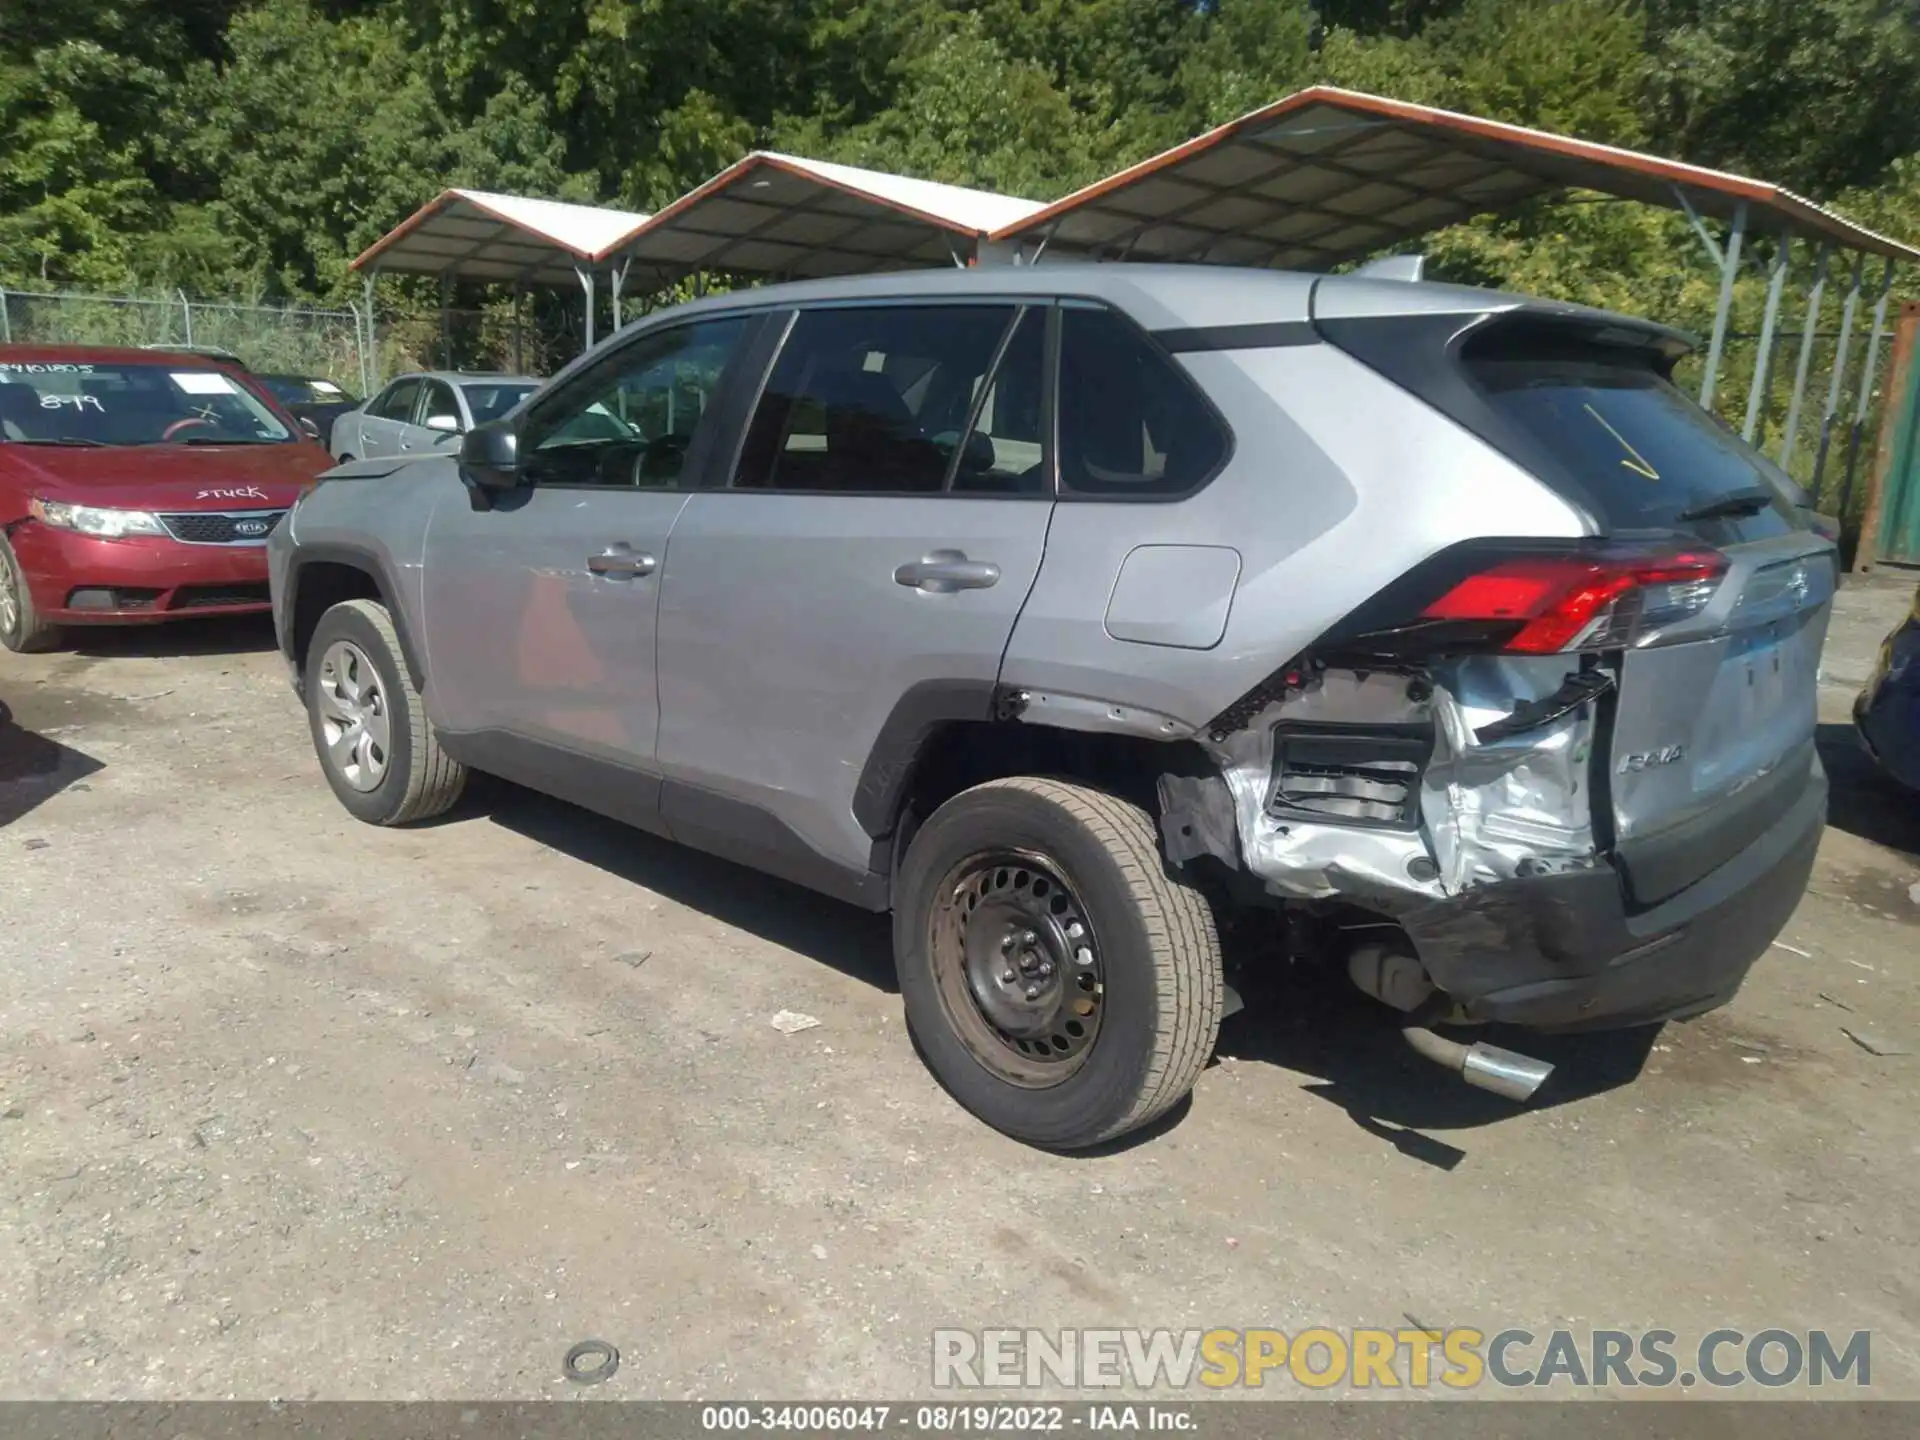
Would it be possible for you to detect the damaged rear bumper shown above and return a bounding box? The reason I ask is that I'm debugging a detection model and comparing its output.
[1164,647,1827,1035]
[1395,759,1824,1030]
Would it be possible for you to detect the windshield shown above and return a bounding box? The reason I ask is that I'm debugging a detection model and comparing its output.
[264,376,353,406]
[0,361,294,446]
[461,382,537,425]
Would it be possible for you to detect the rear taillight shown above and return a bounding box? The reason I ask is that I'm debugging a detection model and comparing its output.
[1419,548,1727,653]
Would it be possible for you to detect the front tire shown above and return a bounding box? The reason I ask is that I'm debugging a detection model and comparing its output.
[894,777,1223,1149]
[305,598,466,824]
[0,533,60,654]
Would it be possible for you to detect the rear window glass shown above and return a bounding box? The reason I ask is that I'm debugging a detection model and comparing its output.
[1464,351,1795,539]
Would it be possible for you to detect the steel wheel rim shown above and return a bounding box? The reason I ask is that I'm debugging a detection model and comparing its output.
[0,548,19,638]
[927,848,1106,1088]
[315,640,392,792]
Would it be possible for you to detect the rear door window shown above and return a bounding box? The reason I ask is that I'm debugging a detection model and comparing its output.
[733,304,1028,494]
[373,379,423,423]
[1057,305,1229,498]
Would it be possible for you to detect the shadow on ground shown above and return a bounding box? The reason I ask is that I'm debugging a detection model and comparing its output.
[465,774,898,995]
[62,613,277,659]
[1818,721,1920,859]
[449,775,1659,1160]
[1215,958,1658,1164]
[0,698,105,827]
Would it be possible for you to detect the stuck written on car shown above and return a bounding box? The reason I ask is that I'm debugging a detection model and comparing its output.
[0,346,334,652]
[271,264,1835,1150]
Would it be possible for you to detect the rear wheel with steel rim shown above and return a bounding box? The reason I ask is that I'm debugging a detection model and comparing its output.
[0,533,60,654]
[304,598,466,825]
[895,776,1223,1149]
[928,850,1107,1086]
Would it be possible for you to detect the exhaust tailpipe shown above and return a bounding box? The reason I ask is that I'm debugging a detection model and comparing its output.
[1401,1025,1554,1103]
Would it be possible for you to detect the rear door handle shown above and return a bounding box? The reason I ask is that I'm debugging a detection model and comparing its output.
[894,549,1000,593]
[587,547,657,579]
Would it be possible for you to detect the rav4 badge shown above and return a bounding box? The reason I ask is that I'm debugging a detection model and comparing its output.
[1620,745,1686,772]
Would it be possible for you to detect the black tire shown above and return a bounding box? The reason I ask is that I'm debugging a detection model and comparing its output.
[894,776,1223,1149]
[0,532,60,654]
[304,598,466,824]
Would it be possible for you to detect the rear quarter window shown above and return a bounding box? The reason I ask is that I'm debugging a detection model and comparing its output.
[1058,306,1230,498]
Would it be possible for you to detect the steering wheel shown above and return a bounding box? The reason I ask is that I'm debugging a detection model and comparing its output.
[162,415,215,442]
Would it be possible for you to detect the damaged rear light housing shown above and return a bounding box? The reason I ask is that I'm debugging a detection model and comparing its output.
[1418,546,1727,653]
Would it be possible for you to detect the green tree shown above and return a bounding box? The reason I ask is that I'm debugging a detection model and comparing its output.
[1646,0,1920,196]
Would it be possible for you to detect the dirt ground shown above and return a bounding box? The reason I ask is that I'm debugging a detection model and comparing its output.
[2,573,1917,1403]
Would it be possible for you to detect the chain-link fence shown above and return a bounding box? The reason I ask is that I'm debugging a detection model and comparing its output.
[0,286,378,396]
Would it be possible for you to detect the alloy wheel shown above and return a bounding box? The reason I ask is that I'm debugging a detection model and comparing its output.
[0,548,18,640]
[315,640,391,791]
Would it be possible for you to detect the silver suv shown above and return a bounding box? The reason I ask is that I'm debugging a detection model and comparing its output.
[269,264,1835,1149]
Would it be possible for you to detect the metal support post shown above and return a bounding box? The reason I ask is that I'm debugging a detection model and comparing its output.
[439,272,454,370]
[611,258,631,332]
[1742,237,1790,443]
[362,269,381,391]
[1836,256,1899,523]
[1693,198,1746,411]
[1813,253,1866,496]
[511,283,525,375]
[576,265,597,353]
[1780,244,1830,470]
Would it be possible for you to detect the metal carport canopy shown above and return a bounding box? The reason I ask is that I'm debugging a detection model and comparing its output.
[603,152,1048,280]
[987,86,1919,267]
[351,188,651,286]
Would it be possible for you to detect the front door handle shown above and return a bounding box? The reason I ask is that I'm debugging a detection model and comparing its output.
[587,546,657,579]
[894,549,1000,593]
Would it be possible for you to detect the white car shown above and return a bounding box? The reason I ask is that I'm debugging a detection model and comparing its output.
[330,371,538,462]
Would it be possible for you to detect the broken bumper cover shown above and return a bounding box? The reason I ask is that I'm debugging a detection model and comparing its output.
[1395,760,1825,1030]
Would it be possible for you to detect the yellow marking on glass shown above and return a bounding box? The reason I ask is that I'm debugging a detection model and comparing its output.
[1583,402,1660,480]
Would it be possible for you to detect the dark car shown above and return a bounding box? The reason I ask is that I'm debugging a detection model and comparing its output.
[0,344,334,652]
[258,374,360,448]
[1855,582,1920,791]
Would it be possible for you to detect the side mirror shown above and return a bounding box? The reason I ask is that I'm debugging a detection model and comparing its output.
[425,413,460,433]
[298,415,322,440]
[459,419,520,492]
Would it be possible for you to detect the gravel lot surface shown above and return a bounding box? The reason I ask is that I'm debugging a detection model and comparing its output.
[2,574,1916,1401]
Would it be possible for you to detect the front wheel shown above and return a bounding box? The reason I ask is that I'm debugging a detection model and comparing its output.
[0,533,60,653]
[894,777,1223,1149]
[305,598,466,824]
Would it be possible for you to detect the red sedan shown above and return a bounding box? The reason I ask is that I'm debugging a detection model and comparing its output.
[0,345,335,652]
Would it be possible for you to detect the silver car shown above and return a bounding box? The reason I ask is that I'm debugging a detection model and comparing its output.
[330,370,538,462]
[271,265,1835,1149]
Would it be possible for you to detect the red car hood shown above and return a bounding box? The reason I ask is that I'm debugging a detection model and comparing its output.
[5,441,332,511]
